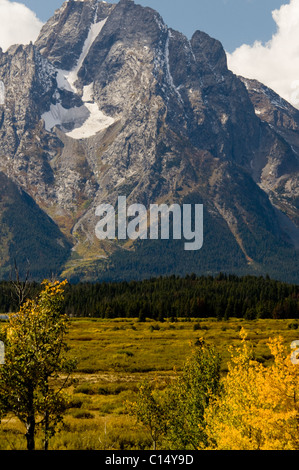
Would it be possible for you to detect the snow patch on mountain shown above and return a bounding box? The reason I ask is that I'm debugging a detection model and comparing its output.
[42,14,114,139]
[58,17,108,94]
[42,102,89,132]
[82,83,94,102]
[66,103,114,139]
[0,80,5,105]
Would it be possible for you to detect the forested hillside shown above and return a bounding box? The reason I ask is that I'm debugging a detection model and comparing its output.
[0,274,298,320]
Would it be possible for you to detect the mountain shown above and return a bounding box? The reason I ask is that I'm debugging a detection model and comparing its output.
[0,0,298,283]
[0,172,71,279]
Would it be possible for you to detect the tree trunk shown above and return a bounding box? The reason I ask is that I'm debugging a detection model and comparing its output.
[43,380,49,451]
[26,415,35,451]
[26,387,35,451]
[44,410,49,451]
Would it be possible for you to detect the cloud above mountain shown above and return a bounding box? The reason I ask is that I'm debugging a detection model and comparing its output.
[227,0,299,109]
[0,0,43,52]
[0,0,298,112]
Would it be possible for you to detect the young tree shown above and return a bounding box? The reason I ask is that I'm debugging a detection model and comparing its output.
[128,380,167,450]
[0,280,76,450]
[204,329,299,450]
[164,339,222,449]
[129,340,222,450]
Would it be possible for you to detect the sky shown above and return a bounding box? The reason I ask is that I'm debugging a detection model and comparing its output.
[3,0,285,52]
[0,0,299,107]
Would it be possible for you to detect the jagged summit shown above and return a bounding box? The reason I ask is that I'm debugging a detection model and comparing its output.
[0,0,298,282]
[36,0,115,69]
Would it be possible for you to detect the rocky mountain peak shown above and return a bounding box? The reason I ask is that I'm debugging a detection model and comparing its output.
[35,0,115,70]
[191,30,228,76]
[0,0,298,283]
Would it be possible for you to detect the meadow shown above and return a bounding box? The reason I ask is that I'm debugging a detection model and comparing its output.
[0,316,298,450]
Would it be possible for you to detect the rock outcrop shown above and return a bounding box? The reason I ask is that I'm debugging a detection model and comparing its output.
[0,0,298,282]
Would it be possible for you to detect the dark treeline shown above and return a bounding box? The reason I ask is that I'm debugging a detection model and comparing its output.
[0,273,299,320]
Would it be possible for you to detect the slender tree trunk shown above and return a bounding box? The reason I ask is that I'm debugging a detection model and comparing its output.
[44,410,49,451]
[25,387,35,451]
[43,379,50,451]
[26,414,35,451]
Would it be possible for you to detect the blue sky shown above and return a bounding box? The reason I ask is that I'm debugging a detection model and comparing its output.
[20,0,285,52]
[1,0,298,108]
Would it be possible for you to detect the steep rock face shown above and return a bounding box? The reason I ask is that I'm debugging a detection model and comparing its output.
[35,0,116,70]
[240,77,299,232]
[0,172,71,279]
[0,43,59,198]
[0,0,298,282]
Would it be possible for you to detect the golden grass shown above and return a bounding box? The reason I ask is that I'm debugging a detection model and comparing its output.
[1,317,298,450]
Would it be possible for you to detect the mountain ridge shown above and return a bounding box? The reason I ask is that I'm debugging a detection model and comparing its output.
[0,0,298,283]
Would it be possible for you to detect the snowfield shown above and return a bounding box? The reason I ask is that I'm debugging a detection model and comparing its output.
[42,14,115,139]
[0,80,5,105]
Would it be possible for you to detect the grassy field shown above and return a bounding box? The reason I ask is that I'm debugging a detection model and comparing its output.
[1,317,299,450]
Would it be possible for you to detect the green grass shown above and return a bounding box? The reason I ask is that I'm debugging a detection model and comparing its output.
[67,317,299,374]
[0,317,298,450]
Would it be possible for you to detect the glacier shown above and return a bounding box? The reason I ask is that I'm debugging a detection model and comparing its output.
[42,13,114,139]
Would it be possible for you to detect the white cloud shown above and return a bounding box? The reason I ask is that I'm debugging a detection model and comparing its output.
[0,0,43,52]
[227,0,299,108]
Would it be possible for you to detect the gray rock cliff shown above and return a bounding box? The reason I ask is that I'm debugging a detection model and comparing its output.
[0,0,298,282]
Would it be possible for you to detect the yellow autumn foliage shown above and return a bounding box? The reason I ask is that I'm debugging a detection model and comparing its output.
[5,279,68,343]
[203,328,299,450]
